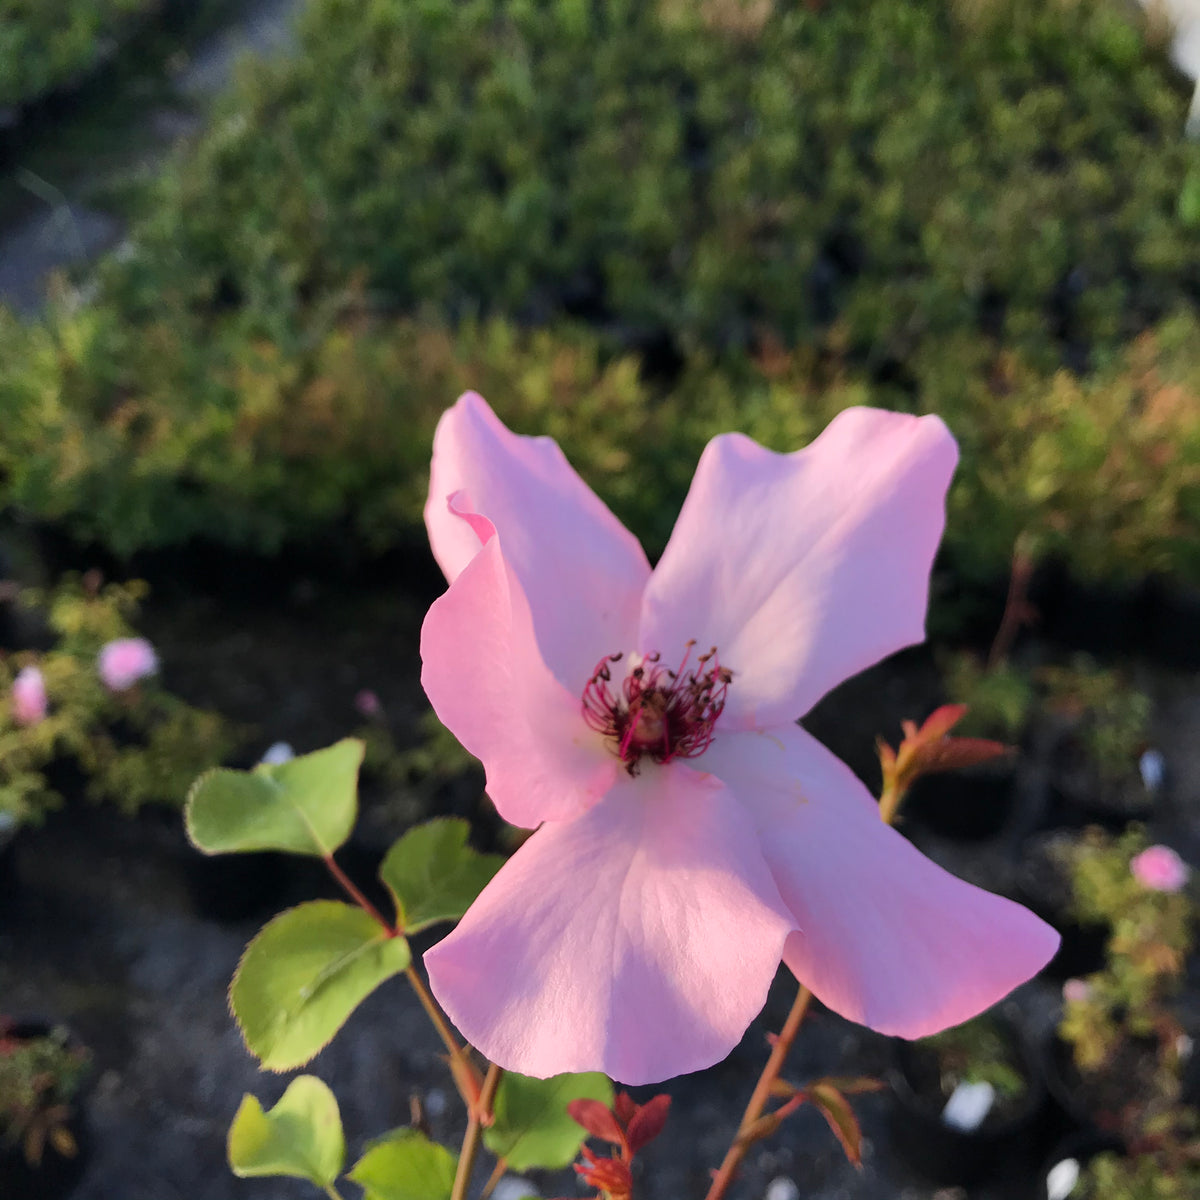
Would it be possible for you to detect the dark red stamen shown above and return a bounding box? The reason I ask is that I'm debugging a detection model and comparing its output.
[582,641,731,775]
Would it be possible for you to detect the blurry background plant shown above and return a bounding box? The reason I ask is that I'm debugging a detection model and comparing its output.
[1074,1106,1200,1199]
[0,1020,89,1169]
[1055,828,1195,1142]
[0,574,235,830]
[914,1013,1030,1108]
[2,0,1200,1192]
[941,652,1153,798]
[0,0,157,109]
[0,0,1198,624]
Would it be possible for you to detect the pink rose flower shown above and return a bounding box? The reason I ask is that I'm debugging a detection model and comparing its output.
[1131,845,1189,893]
[420,393,1059,1084]
[11,665,47,727]
[97,637,159,692]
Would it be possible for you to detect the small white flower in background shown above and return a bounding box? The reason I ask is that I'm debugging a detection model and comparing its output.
[941,1080,995,1132]
[489,1177,539,1200]
[97,637,158,692]
[1140,0,1200,135]
[260,742,295,766]
[11,665,47,726]
[764,1179,800,1200]
[1046,1157,1081,1200]
[1139,748,1166,794]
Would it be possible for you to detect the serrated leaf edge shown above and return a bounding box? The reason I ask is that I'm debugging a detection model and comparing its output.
[184,738,365,857]
[229,899,409,1073]
[380,816,505,934]
[184,764,238,854]
[228,1076,344,1186]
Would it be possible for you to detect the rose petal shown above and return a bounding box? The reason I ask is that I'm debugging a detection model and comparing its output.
[639,408,957,728]
[421,515,618,827]
[426,393,650,692]
[423,765,793,1084]
[702,724,1059,1038]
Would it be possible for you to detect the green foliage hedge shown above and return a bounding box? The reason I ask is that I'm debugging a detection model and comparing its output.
[0,0,156,108]
[2,0,1199,595]
[108,0,1200,364]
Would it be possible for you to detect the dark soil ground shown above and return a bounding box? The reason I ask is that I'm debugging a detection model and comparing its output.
[5,543,1200,1200]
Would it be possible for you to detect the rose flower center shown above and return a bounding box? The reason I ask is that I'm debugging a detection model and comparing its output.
[581,641,732,775]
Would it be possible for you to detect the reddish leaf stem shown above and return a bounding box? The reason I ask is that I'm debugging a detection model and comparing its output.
[322,852,396,934]
[405,965,467,1064]
[703,987,813,1200]
[705,773,909,1199]
[451,1060,503,1200]
[321,853,478,1112]
[479,1159,507,1200]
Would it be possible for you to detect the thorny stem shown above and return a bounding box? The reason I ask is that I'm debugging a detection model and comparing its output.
[704,775,908,1200]
[323,853,396,934]
[451,1061,503,1200]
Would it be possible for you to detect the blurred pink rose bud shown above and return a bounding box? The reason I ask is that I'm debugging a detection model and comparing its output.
[1062,978,1091,1004]
[97,637,159,692]
[1130,845,1190,894]
[354,689,382,718]
[11,665,47,726]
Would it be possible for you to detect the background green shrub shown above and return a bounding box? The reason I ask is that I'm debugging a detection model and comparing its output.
[2,0,1199,600]
[105,0,1199,362]
[0,577,235,826]
[0,0,156,108]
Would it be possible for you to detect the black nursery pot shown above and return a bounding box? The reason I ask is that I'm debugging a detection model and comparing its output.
[1040,1034,1095,1133]
[887,1022,1047,1187]
[0,821,20,908]
[0,1023,89,1200]
[903,760,1017,842]
[1013,833,1108,983]
[1045,740,1153,834]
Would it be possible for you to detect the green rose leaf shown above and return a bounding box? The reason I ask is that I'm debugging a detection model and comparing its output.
[227,1075,344,1186]
[231,900,410,1071]
[186,738,363,857]
[483,1071,613,1171]
[348,1128,457,1200]
[379,818,504,933]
